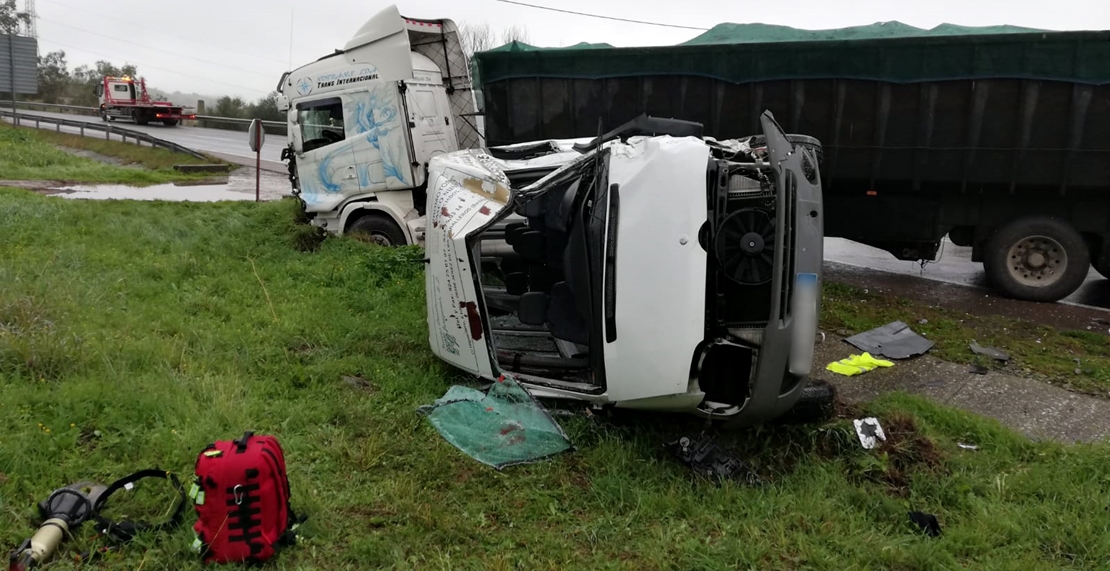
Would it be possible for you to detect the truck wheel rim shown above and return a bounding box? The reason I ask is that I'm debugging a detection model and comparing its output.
[1007,235,1066,287]
[353,231,391,247]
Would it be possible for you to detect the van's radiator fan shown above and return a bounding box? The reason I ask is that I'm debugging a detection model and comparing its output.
[715,208,776,285]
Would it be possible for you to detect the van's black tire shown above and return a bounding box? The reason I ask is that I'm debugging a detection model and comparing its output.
[983,216,1089,303]
[347,214,407,247]
[774,379,837,425]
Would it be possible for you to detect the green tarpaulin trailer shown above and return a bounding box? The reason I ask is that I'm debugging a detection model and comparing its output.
[472,23,1110,302]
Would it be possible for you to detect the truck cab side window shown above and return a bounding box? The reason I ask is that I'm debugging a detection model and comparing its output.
[298,98,345,153]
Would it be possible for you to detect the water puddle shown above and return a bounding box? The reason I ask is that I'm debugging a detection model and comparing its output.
[56,182,258,202]
[49,168,293,202]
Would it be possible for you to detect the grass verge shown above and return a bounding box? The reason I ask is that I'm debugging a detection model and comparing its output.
[822,282,1110,395]
[0,122,212,184]
[1,188,1108,570]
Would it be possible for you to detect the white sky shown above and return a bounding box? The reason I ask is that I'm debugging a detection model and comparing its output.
[33,0,1110,100]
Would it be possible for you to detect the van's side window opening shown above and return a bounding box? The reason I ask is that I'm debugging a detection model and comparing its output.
[298,98,346,153]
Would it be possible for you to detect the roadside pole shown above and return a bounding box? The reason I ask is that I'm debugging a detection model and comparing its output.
[248,119,265,202]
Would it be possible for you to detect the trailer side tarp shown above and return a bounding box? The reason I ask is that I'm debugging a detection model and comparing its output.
[474,28,1110,87]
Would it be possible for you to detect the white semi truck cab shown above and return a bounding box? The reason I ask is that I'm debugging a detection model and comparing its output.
[277,5,481,246]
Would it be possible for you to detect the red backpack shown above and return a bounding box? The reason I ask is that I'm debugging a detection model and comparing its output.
[190,432,302,564]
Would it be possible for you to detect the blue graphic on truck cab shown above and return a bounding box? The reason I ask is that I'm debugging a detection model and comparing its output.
[315,149,342,193]
[344,85,407,186]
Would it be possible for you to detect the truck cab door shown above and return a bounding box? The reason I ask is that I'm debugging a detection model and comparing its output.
[404,83,459,186]
[293,97,360,212]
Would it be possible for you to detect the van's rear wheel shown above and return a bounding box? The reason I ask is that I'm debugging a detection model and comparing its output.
[983,216,1089,302]
[347,214,406,247]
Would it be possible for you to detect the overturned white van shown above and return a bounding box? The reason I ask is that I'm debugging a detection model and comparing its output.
[424,113,827,426]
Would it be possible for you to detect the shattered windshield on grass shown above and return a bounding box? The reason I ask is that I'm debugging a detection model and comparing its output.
[418,376,574,470]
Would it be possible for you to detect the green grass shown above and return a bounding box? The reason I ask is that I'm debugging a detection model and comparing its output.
[2,188,1109,570]
[822,282,1110,395]
[0,122,212,184]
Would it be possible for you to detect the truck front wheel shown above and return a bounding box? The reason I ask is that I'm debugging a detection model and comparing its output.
[983,216,1089,302]
[347,214,407,247]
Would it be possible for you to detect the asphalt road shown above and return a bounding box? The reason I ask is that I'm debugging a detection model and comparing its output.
[10,110,286,171]
[825,237,1110,310]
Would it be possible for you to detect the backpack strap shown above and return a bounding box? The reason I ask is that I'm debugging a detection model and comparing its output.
[91,469,187,544]
[233,431,255,453]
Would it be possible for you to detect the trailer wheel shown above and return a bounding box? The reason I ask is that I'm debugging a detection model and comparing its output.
[984,216,1089,302]
[131,110,149,126]
[347,213,407,247]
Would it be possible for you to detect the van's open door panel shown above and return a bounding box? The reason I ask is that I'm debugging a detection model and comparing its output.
[425,151,512,377]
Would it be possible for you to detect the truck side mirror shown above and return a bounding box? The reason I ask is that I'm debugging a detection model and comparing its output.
[289,108,304,154]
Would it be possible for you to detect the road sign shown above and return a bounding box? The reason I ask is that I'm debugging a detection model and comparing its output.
[248,119,265,202]
[248,119,265,152]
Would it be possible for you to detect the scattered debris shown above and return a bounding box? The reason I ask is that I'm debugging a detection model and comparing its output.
[342,375,377,392]
[827,353,895,377]
[667,434,761,486]
[918,319,928,325]
[417,375,573,470]
[969,341,1010,362]
[957,442,979,451]
[845,321,934,359]
[1074,358,1082,375]
[908,511,942,537]
[969,364,990,375]
[853,417,887,449]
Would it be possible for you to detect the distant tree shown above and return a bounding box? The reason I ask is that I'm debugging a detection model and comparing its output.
[212,95,247,118]
[247,92,283,121]
[500,25,530,46]
[37,50,69,103]
[459,21,495,59]
[459,21,530,59]
[0,0,30,36]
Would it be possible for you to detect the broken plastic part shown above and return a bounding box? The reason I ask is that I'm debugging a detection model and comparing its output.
[845,321,934,360]
[908,511,942,537]
[969,341,1010,362]
[853,418,887,449]
[666,434,761,486]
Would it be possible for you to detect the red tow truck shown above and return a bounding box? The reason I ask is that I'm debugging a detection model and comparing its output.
[95,76,196,126]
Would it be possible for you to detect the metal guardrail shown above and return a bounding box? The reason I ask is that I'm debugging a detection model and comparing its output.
[11,101,285,129]
[1,109,209,160]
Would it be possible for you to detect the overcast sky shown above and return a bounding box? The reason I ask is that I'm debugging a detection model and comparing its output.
[33,0,1110,101]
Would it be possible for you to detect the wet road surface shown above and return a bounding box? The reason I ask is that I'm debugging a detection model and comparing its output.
[826,237,1110,311]
[7,111,286,172]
